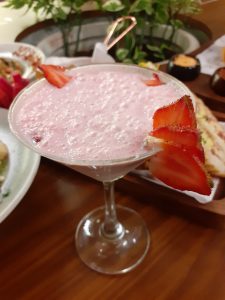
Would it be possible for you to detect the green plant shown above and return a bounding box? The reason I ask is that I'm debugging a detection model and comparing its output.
[6,0,201,62]
[100,0,201,63]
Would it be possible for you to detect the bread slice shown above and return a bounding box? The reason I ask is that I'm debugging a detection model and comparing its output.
[196,97,225,177]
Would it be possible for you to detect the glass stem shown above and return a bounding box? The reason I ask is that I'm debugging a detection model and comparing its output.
[102,181,124,239]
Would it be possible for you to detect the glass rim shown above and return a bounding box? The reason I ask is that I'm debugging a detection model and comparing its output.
[8,62,196,166]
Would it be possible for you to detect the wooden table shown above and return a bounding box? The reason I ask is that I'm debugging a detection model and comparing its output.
[1,159,225,300]
[194,0,225,40]
[1,1,225,299]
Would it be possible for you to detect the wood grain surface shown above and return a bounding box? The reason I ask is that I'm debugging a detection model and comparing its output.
[194,0,225,39]
[1,159,225,300]
[1,1,225,299]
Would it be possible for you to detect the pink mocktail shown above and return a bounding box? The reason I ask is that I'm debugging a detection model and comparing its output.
[10,64,187,166]
[8,64,196,274]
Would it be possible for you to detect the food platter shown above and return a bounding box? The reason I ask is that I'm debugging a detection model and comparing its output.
[0,42,45,80]
[0,108,40,223]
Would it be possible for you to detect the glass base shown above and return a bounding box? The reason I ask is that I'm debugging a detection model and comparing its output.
[75,205,150,274]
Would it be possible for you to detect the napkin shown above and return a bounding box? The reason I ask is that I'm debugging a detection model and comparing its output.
[197,35,225,75]
[91,42,115,63]
[131,169,220,204]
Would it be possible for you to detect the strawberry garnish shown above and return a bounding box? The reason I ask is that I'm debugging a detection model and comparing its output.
[11,73,29,98]
[150,126,205,162]
[0,77,13,108]
[144,73,164,86]
[0,74,29,109]
[153,95,197,129]
[148,143,212,195]
[38,64,71,88]
[146,95,212,195]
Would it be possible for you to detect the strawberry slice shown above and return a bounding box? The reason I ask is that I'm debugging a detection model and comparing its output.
[153,95,196,129]
[145,95,212,195]
[0,87,12,109]
[0,74,30,109]
[150,126,205,162]
[0,77,13,108]
[144,73,164,86]
[45,65,66,71]
[12,73,29,97]
[38,64,71,88]
[148,143,211,195]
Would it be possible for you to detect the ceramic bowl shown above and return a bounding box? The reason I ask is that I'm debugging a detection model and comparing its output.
[167,54,201,81]
[210,67,225,97]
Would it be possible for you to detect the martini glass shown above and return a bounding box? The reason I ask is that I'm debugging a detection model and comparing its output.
[8,63,195,274]
[72,150,155,274]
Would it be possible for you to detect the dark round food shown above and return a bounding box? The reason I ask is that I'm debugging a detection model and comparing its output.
[167,54,201,81]
[210,67,225,97]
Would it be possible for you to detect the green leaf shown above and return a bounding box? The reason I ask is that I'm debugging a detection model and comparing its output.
[73,0,86,9]
[133,47,147,63]
[102,0,125,12]
[124,33,136,52]
[116,48,129,61]
[160,43,172,51]
[154,52,165,60]
[130,0,153,15]
[122,58,134,64]
[153,2,169,24]
[170,19,183,29]
[54,7,67,21]
[5,0,33,9]
[146,44,161,53]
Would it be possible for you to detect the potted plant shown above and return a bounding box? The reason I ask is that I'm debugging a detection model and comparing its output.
[100,0,202,63]
[5,0,95,57]
[6,0,202,63]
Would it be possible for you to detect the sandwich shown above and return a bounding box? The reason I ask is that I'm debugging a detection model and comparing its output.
[195,96,225,177]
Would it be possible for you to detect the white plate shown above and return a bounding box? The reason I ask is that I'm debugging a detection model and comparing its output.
[0,108,40,223]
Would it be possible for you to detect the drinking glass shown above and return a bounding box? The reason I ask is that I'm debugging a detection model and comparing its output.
[8,63,195,274]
